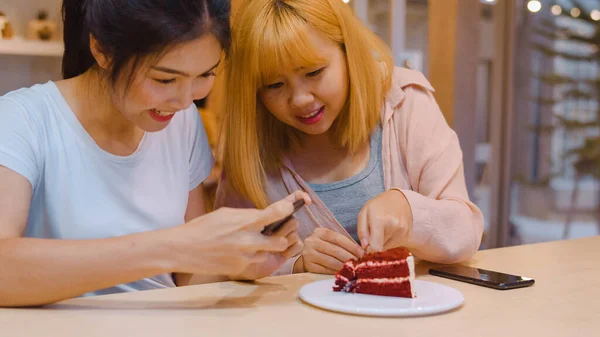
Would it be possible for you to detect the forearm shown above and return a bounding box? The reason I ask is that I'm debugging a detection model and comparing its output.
[0,230,175,307]
[176,273,229,286]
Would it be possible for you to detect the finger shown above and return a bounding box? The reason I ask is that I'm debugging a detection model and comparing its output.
[367,214,384,253]
[282,240,303,259]
[273,218,298,238]
[285,229,300,247]
[318,229,363,259]
[357,208,370,250]
[249,194,302,232]
[227,208,269,232]
[304,261,338,275]
[382,218,403,250]
[283,229,301,255]
[314,240,358,264]
[307,249,345,271]
[249,191,311,233]
[282,190,312,206]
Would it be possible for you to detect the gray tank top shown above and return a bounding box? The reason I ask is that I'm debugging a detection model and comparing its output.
[307,125,385,242]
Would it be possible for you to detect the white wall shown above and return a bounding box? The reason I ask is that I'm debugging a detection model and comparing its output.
[1,0,62,38]
[0,0,63,95]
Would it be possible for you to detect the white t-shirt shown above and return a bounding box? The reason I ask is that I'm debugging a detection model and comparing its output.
[0,82,214,296]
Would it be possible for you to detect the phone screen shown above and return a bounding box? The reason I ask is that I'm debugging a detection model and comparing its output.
[429,265,534,289]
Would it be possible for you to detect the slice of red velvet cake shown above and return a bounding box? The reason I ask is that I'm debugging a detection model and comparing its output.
[333,259,358,293]
[333,247,416,298]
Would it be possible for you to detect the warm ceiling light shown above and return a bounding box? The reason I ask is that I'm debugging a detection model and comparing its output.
[551,5,562,16]
[527,0,542,13]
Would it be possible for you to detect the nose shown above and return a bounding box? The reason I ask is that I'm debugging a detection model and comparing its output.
[290,83,314,109]
[169,85,195,111]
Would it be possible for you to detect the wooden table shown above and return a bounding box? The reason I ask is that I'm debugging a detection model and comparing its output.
[1,236,599,337]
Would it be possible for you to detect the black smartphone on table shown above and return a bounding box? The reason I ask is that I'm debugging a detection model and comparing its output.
[429,265,535,290]
[261,199,306,236]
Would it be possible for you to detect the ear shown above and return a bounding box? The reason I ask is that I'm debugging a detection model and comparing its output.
[89,34,111,70]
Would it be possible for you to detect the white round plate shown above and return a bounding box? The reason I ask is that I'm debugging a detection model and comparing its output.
[299,279,464,317]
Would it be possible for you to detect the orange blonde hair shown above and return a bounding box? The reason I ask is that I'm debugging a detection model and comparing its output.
[219,0,393,208]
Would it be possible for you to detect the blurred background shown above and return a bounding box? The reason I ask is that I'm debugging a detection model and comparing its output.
[1,0,599,250]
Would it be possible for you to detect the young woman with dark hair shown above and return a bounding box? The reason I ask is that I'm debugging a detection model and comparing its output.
[0,0,309,307]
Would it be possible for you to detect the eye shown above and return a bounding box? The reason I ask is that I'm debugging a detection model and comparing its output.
[307,67,325,77]
[200,70,216,78]
[266,82,284,90]
[155,78,176,85]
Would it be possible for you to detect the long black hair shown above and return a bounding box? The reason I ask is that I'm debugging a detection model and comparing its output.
[61,0,231,84]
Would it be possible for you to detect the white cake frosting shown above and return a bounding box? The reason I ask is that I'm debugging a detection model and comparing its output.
[335,251,417,297]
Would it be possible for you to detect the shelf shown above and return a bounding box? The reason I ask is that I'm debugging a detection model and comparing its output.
[0,39,63,57]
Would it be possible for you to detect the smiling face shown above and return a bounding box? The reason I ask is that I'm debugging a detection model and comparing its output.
[258,28,349,137]
[109,33,223,132]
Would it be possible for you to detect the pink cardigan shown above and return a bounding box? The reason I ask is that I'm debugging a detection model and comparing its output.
[215,67,484,275]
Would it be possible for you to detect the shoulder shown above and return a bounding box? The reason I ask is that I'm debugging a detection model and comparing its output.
[0,82,59,132]
[383,67,452,139]
[385,67,435,108]
[1,81,58,111]
[161,104,213,178]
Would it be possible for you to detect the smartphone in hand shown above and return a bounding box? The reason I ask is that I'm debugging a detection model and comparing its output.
[261,199,306,236]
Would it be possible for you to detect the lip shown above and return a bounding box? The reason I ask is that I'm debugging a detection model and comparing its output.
[296,106,325,125]
[148,109,175,122]
[296,106,324,118]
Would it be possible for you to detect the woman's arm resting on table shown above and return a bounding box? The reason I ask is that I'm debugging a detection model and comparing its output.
[396,87,484,263]
[357,85,484,263]
[0,163,305,307]
[0,166,176,307]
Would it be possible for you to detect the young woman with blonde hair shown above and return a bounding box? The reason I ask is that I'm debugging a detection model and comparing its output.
[217,0,484,275]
